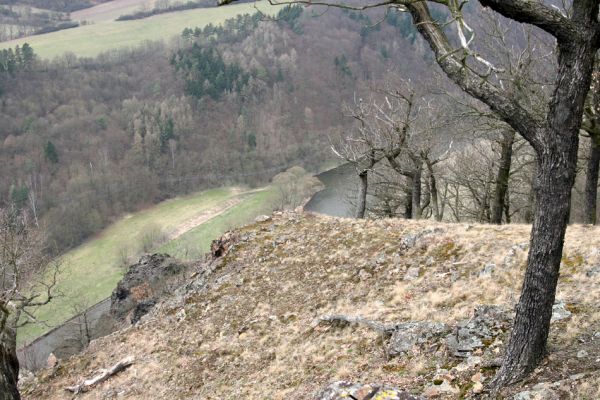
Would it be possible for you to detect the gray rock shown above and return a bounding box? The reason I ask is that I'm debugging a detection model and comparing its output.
[577,349,588,358]
[504,247,517,267]
[404,266,421,281]
[479,263,496,278]
[401,234,418,249]
[254,214,272,223]
[423,380,459,397]
[317,381,423,400]
[586,265,600,277]
[446,305,512,357]
[514,384,560,400]
[551,301,572,322]
[389,322,450,356]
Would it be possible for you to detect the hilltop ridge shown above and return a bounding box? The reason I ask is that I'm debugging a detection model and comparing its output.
[22,212,600,399]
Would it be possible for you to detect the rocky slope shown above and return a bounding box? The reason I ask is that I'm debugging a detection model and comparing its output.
[21,212,600,399]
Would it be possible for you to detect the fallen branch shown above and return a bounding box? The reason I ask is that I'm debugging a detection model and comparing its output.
[65,356,135,394]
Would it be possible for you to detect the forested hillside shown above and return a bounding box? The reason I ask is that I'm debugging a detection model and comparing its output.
[0,6,434,253]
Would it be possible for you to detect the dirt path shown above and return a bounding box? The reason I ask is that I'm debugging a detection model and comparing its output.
[167,194,243,241]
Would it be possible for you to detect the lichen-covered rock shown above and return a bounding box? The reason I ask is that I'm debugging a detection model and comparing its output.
[110,254,188,324]
[513,382,560,400]
[317,381,423,400]
[446,305,512,357]
[551,300,572,322]
[389,322,450,356]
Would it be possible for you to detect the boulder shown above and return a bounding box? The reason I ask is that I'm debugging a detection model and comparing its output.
[110,254,188,324]
[210,231,239,259]
[317,381,422,400]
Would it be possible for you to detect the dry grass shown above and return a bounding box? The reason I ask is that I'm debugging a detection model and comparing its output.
[22,214,600,399]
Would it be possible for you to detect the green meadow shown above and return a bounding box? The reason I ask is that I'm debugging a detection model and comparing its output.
[1,2,279,59]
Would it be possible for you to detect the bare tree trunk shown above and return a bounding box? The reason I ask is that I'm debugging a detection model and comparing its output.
[491,130,515,224]
[495,146,578,386]
[504,190,511,224]
[0,312,19,400]
[430,173,440,221]
[439,181,448,221]
[493,35,596,388]
[403,182,413,219]
[477,173,492,223]
[411,164,422,219]
[356,170,368,219]
[584,134,600,224]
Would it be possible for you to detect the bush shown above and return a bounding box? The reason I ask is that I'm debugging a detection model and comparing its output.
[139,223,167,253]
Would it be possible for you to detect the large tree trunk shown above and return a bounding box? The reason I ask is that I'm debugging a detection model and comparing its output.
[494,145,578,386]
[355,170,368,219]
[584,134,600,224]
[491,130,515,224]
[493,37,596,388]
[0,312,19,400]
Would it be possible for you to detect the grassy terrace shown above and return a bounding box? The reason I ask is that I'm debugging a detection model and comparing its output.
[19,186,277,344]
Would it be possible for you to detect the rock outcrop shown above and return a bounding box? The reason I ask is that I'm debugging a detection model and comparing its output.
[110,254,189,324]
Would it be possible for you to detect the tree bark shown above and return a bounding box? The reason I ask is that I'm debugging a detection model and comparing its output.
[584,134,600,224]
[356,170,368,219]
[491,130,515,224]
[0,312,19,400]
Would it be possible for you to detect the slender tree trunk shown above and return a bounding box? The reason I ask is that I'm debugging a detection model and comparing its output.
[504,190,511,224]
[0,311,19,400]
[403,181,413,219]
[491,130,515,224]
[411,164,422,219]
[430,173,440,221]
[439,181,448,221]
[584,134,600,224]
[356,170,368,219]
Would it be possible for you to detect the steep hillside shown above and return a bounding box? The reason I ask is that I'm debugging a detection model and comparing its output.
[22,213,600,399]
[18,186,277,345]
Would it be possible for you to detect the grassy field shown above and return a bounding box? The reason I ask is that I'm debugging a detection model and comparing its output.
[71,0,157,23]
[18,186,278,344]
[160,187,278,260]
[1,2,279,59]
